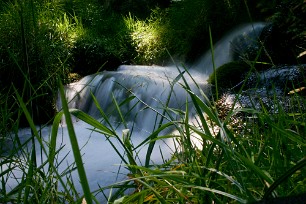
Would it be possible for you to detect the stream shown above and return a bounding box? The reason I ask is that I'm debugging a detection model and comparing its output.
[2,22,266,202]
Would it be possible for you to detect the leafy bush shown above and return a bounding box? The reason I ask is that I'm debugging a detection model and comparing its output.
[71,36,122,75]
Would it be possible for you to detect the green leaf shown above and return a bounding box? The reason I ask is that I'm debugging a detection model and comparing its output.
[185,185,247,203]
[69,109,116,136]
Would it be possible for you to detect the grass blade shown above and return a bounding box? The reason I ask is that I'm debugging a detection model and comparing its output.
[49,111,64,169]
[186,185,247,203]
[263,157,306,199]
[58,80,93,204]
[70,109,116,136]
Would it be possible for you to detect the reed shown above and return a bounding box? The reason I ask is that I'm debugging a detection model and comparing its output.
[0,1,305,203]
[1,62,305,203]
[105,69,306,203]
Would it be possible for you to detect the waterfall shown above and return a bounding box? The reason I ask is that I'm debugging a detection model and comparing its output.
[192,23,266,74]
[3,23,266,202]
[60,65,210,131]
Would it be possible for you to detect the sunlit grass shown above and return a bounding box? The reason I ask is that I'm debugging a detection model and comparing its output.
[123,9,168,64]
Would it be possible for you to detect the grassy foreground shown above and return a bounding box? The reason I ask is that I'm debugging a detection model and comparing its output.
[0,0,305,203]
[0,66,305,203]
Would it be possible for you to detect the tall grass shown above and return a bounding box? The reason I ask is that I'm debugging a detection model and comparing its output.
[0,0,85,125]
[1,62,305,203]
[106,68,306,203]
[1,1,305,203]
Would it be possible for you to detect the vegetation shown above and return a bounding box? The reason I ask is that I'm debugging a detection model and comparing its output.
[1,66,305,203]
[0,0,305,124]
[0,0,305,203]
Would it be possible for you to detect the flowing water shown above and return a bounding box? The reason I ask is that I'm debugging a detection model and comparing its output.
[2,23,266,202]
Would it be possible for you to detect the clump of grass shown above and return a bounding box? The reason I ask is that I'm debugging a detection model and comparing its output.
[110,69,306,203]
[0,0,86,124]
[123,9,169,65]
[1,63,305,203]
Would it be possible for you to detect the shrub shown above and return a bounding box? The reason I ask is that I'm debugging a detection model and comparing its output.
[259,0,306,65]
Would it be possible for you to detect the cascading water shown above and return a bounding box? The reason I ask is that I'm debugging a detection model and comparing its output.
[192,23,266,74]
[61,65,210,131]
[2,23,266,202]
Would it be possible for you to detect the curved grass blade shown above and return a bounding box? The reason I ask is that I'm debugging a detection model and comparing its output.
[185,185,247,203]
[263,157,306,199]
[58,80,93,204]
[89,91,116,132]
[48,111,64,169]
[209,26,218,100]
[69,109,116,137]
[112,93,128,129]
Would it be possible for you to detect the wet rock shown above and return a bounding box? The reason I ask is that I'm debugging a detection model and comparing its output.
[219,65,306,113]
[244,64,306,94]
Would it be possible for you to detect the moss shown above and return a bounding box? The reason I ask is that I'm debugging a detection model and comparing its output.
[208,61,251,91]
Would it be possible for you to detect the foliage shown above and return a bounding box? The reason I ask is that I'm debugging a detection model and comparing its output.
[0,1,305,202]
[259,0,306,65]
[62,0,128,73]
[165,0,250,62]
[1,64,305,203]
[71,34,122,75]
[102,0,171,19]
[123,9,170,65]
[0,0,85,124]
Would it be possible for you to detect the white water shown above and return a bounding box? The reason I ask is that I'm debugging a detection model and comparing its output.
[192,23,266,74]
[2,23,265,202]
[61,65,210,131]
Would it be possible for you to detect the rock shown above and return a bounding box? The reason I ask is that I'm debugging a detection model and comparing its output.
[257,24,298,66]
[219,65,306,113]
[231,24,265,63]
[207,61,251,93]
[244,65,306,94]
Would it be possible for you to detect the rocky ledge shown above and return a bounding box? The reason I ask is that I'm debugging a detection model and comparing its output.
[218,64,306,114]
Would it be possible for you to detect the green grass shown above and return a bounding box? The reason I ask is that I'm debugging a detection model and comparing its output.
[0,0,305,203]
[1,64,305,203]
[108,69,306,203]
